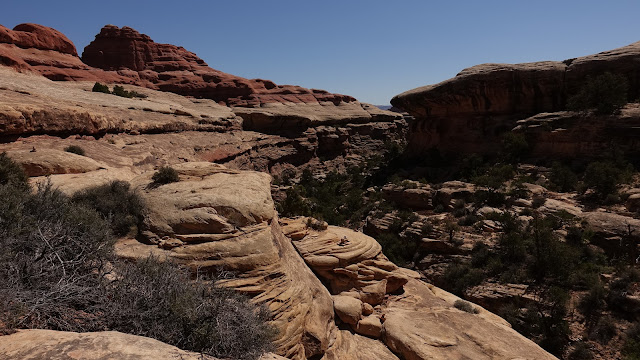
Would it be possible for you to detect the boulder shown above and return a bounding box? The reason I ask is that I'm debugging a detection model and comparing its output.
[465,282,537,312]
[433,181,477,209]
[0,329,289,360]
[333,295,363,325]
[6,149,103,176]
[627,193,640,212]
[381,279,557,360]
[355,315,383,338]
[320,331,400,360]
[583,211,640,239]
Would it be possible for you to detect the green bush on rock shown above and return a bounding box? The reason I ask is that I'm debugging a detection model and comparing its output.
[152,166,180,185]
[71,180,146,236]
[567,72,628,115]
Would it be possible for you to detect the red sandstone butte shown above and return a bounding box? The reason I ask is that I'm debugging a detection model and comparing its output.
[0,23,355,107]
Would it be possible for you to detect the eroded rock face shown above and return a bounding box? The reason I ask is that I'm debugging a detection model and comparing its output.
[82,25,356,108]
[0,23,402,146]
[392,40,640,156]
[281,217,556,360]
[514,106,640,159]
[282,220,409,303]
[0,67,241,137]
[381,280,556,360]
[5,149,103,176]
[0,23,77,55]
[115,163,336,360]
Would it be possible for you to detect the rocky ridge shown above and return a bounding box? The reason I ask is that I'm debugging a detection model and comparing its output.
[0,23,400,135]
[392,41,640,156]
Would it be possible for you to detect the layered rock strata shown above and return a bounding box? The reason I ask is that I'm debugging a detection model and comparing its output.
[392,41,640,156]
[114,163,336,359]
[281,217,557,360]
[0,67,405,180]
[0,23,401,134]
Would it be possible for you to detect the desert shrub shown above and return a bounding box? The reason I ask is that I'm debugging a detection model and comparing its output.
[578,281,606,318]
[567,72,628,115]
[622,323,640,360]
[92,82,110,94]
[472,164,514,206]
[442,263,484,296]
[584,161,632,199]
[568,342,593,360]
[0,179,274,359]
[472,164,515,190]
[444,220,460,243]
[129,90,147,98]
[0,181,114,333]
[112,85,132,98]
[278,186,312,218]
[458,214,478,226]
[152,166,180,185]
[549,162,578,192]
[608,269,640,311]
[0,152,29,192]
[589,316,617,344]
[103,257,274,360]
[531,195,546,208]
[507,179,530,199]
[537,287,571,355]
[453,299,479,314]
[71,180,146,236]
[64,145,86,156]
[376,232,417,266]
[111,86,146,99]
[458,153,487,180]
[501,132,529,163]
[452,206,467,218]
[420,222,434,235]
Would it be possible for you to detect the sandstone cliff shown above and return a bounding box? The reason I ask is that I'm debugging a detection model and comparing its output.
[392,41,640,156]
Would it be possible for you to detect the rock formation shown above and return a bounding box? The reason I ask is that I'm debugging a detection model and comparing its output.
[392,40,640,156]
[113,163,336,359]
[0,67,405,181]
[513,105,640,159]
[0,23,400,134]
[281,218,556,360]
[0,329,286,360]
[82,25,355,108]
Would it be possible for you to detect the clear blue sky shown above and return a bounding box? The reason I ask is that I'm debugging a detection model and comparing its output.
[2,1,640,105]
